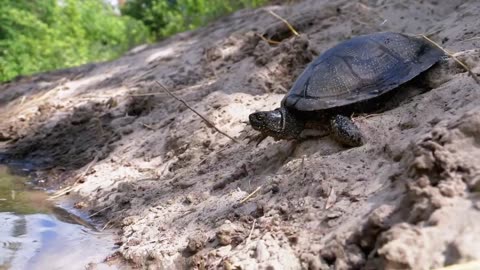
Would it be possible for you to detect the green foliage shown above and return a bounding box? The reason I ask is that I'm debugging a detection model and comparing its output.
[121,0,266,39]
[0,0,149,82]
[0,0,267,82]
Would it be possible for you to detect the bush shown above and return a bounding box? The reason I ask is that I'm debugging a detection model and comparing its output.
[0,0,149,82]
[121,0,266,39]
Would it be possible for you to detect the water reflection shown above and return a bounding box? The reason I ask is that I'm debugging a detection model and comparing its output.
[0,165,118,270]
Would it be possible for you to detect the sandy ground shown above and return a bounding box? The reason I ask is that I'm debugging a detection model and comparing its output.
[1,0,480,269]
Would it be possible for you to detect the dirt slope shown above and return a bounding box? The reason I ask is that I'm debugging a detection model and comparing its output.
[1,0,480,269]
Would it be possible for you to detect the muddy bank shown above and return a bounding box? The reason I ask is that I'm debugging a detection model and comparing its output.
[1,0,480,269]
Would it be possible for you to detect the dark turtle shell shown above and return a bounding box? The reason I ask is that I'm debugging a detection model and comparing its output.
[282,32,444,111]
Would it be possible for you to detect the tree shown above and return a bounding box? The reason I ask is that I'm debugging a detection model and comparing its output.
[0,0,149,82]
[121,0,265,39]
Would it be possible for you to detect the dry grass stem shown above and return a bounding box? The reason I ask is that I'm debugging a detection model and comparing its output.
[101,220,113,231]
[48,186,74,200]
[239,186,261,204]
[255,33,281,45]
[89,204,113,218]
[267,10,299,37]
[141,122,156,130]
[49,151,100,200]
[420,34,480,85]
[155,80,239,144]
[464,36,480,41]
[245,219,256,244]
[325,186,337,209]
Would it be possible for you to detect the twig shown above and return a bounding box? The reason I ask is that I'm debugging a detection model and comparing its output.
[77,92,170,101]
[267,10,300,37]
[89,204,113,218]
[155,81,239,144]
[239,186,261,204]
[136,177,159,182]
[245,219,256,245]
[101,219,113,231]
[255,33,281,45]
[75,152,100,182]
[419,34,480,85]
[324,186,336,210]
[464,36,480,41]
[140,122,156,130]
[49,187,74,200]
[49,151,101,200]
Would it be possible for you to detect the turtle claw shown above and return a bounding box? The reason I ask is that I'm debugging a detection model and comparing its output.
[247,133,268,146]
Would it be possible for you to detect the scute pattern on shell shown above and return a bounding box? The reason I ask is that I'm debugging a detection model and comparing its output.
[282,32,444,111]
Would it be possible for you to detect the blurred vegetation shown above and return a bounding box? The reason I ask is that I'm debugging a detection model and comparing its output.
[0,0,266,83]
[121,0,266,39]
[0,0,149,82]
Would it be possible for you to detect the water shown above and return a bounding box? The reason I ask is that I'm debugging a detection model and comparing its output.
[0,165,119,270]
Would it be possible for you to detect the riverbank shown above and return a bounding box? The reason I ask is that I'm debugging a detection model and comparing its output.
[1,0,480,269]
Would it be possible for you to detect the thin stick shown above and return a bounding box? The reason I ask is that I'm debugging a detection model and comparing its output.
[245,219,256,245]
[49,152,100,200]
[89,205,113,218]
[419,34,480,85]
[255,33,281,45]
[464,37,480,41]
[77,92,165,100]
[101,219,113,231]
[239,186,261,204]
[324,186,336,210]
[267,10,300,37]
[48,187,74,200]
[155,81,239,144]
[140,122,156,130]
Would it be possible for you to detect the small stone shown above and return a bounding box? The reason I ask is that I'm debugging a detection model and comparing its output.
[217,224,235,246]
[301,253,325,270]
[416,176,430,188]
[216,245,232,257]
[473,200,480,210]
[469,176,480,192]
[217,233,232,246]
[439,183,456,197]
[184,194,195,204]
[187,233,207,254]
[126,238,141,246]
[326,210,343,219]
[255,240,269,261]
[413,155,434,171]
[73,201,87,209]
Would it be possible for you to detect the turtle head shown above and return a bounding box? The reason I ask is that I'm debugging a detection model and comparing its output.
[249,107,304,140]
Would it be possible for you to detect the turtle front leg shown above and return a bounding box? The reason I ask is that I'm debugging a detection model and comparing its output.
[330,115,364,147]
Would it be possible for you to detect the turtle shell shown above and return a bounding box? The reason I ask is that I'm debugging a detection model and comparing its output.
[282,32,444,111]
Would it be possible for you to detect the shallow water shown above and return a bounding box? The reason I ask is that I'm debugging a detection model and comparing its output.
[0,165,119,270]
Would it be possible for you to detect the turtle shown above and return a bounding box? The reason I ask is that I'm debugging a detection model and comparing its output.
[249,32,445,146]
